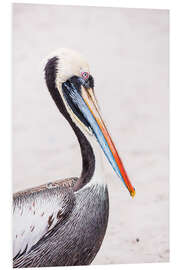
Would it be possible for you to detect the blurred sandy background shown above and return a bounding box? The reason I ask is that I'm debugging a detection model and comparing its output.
[12,4,169,265]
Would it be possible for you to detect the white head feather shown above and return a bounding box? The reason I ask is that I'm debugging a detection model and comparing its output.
[44,48,90,85]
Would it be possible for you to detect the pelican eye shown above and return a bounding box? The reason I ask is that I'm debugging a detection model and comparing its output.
[81,71,89,81]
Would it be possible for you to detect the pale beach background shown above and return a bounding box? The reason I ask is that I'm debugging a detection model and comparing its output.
[12,4,169,264]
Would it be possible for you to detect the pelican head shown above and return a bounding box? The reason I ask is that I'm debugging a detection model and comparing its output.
[44,48,135,197]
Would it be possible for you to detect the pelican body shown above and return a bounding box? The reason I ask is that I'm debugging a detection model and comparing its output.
[13,49,135,267]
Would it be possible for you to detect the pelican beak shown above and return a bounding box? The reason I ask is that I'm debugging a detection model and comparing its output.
[62,80,135,197]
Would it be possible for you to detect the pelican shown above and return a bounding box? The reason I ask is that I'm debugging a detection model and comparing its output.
[13,48,135,268]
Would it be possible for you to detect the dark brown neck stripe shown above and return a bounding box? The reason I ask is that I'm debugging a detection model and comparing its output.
[44,57,95,191]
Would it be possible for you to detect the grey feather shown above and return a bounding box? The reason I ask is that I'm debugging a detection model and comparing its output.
[13,181,109,267]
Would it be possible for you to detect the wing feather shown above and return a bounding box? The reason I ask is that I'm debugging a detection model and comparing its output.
[13,178,77,259]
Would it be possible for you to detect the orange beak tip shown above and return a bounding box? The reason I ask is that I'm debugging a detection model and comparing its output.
[130,189,136,198]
